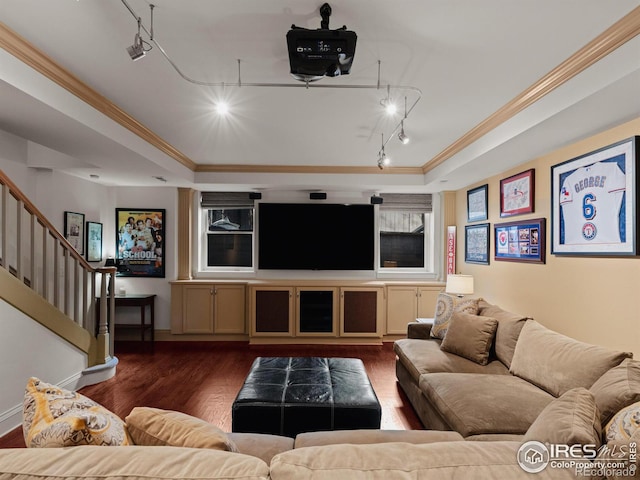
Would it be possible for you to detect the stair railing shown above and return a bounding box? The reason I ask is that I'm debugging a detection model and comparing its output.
[0,169,114,364]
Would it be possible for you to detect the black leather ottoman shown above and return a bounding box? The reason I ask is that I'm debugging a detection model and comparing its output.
[232,357,381,437]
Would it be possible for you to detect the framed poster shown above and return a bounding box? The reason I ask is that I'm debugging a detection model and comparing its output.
[551,136,639,255]
[500,169,535,217]
[64,211,85,254]
[86,221,103,262]
[495,218,546,264]
[465,223,490,265]
[115,208,165,277]
[467,184,488,222]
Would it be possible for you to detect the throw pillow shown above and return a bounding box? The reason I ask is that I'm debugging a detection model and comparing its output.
[477,299,529,368]
[430,293,479,339]
[524,387,602,448]
[510,320,631,397]
[605,401,640,443]
[22,377,130,447]
[589,358,640,426]
[440,311,498,365]
[125,407,238,452]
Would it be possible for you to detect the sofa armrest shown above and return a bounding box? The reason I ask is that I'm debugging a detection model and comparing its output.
[408,321,433,339]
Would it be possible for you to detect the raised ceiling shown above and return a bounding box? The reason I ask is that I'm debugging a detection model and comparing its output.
[0,1,639,192]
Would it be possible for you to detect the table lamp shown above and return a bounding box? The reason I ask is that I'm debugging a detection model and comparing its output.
[445,274,474,297]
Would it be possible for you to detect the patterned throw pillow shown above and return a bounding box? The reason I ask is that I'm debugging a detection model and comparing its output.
[430,293,479,339]
[23,377,131,447]
[605,400,640,442]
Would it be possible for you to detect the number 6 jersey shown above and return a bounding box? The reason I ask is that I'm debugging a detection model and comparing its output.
[559,161,625,245]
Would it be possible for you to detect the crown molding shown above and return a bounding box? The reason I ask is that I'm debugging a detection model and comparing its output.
[195,164,424,175]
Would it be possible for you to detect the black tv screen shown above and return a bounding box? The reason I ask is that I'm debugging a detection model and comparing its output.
[258,203,374,270]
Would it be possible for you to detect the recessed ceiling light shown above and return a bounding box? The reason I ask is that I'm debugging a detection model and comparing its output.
[215,101,230,115]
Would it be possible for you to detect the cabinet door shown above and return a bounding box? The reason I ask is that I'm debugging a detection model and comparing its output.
[385,286,418,334]
[417,287,441,319]
[182,285,214,333]
[296,287,338,336]
[340,287,383,337]
[213,284,246,334]
[251,287,294,336]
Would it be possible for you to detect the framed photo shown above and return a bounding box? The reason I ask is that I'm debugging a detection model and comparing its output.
[551,136,639,256]
[64,211,85,255]
[500,169,535,217]
[467,184,488,222]
[465,223,490,265]
[86,221,103,262]
[495,218,546,264]
[115,208,165,277]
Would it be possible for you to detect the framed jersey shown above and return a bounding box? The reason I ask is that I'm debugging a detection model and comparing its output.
[551,136,639,256]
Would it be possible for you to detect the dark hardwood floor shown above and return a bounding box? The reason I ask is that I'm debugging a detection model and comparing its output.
[0,341,421,448]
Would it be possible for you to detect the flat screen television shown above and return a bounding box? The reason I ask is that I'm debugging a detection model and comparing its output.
[258,203,374,270]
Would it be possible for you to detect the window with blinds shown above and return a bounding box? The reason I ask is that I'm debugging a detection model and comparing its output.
[379,194,432,269]
[200,192,256,269]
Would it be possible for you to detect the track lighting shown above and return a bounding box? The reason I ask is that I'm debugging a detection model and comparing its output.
[398,120,410,144]
[126,16,150,61]
[377,133,391,169]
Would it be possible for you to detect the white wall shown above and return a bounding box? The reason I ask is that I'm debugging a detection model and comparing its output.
[0,299,87,436]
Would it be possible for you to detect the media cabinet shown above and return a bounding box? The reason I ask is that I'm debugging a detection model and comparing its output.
[170,280,443,344]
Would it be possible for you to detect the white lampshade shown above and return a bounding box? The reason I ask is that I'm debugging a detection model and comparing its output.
[445,274,474,296]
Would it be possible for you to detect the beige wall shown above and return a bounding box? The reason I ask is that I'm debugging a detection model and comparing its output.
[455,117,640,358]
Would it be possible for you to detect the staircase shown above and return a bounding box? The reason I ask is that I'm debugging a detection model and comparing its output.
[0,168,115,368]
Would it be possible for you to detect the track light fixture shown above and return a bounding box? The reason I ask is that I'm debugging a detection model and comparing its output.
[126,16,151,61]
[398,120,410,144]
[377,133,391,169]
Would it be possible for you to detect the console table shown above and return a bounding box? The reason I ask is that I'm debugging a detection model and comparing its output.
[97,294,156,343]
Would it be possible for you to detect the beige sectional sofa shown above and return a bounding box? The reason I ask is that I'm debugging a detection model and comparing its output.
[393,299,638,439]
[0,307,638,479]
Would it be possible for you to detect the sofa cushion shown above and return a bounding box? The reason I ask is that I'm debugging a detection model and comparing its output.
[477,299,529,368]
[23,377,130,447]
[524,388,602,447]
[419,373,554,436]
[430,293,479,339]
[0,446,269,480]
[269,441,577,479]
[509,320,632,397]
[605,400,640,442]
[394,339,509,383]
[125,407,237,452]
[440,312,497,365]
[589,358,640,426]
[227,432,294,464]
[294,429,463,448]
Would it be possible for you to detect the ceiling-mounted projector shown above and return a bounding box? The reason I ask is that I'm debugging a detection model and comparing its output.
[287,3,357,82]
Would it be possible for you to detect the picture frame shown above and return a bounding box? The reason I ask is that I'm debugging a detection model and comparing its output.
[495,218,546,264]
[86,221,103,262]
[551,136,639,256]
[465,223,490,265]
[467,184,488,222]
[500,169,535,217]
[63,211,85,255]
[115,208,165,277]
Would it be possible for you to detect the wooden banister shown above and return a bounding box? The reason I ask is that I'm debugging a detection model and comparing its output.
[0,168,114,365]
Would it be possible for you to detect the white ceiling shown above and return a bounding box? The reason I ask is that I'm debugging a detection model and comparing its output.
[0,1,639,192]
